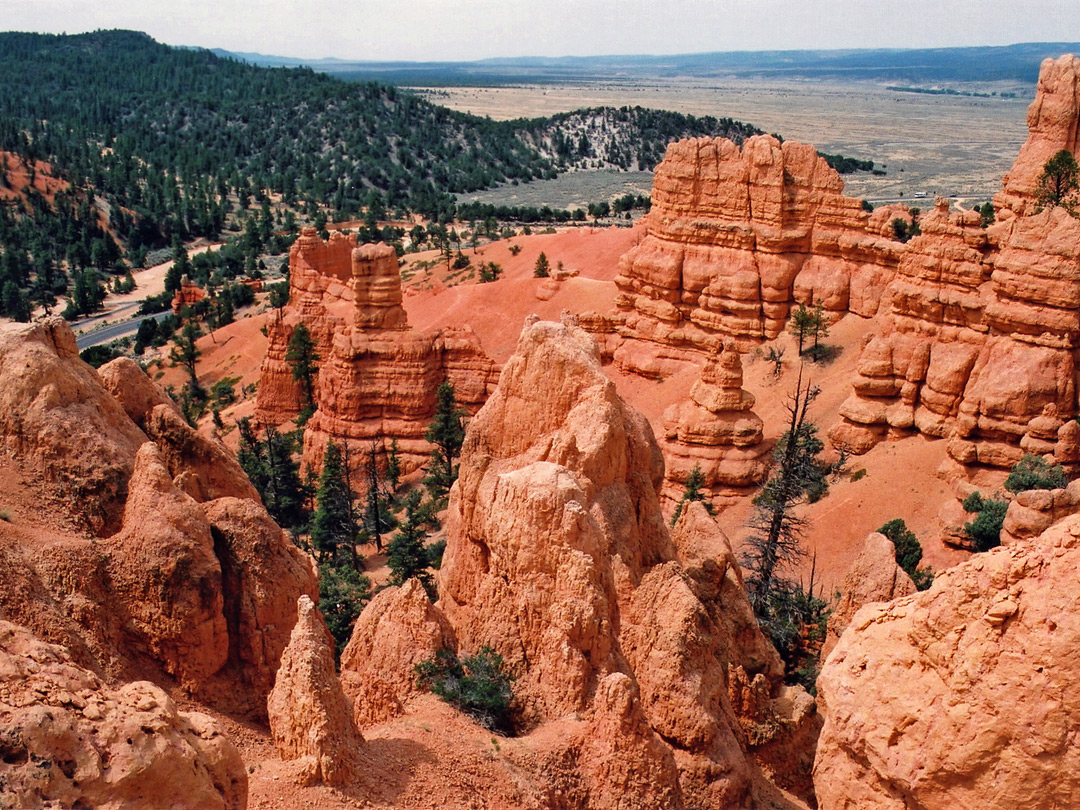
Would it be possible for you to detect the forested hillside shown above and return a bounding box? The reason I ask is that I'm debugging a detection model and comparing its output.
[0,29,760,319]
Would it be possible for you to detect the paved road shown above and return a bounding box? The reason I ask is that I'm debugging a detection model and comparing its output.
[75,311,172,350]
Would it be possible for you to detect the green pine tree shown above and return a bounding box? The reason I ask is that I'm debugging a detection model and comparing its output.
[285,322,320,423]
[424,381,466,499]
[387,490,435,598]
[310,441,360,568]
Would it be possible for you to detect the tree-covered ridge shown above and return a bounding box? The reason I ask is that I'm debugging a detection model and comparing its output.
[0,30,763,319]
[0,30,548,229]
[0,30,760,226]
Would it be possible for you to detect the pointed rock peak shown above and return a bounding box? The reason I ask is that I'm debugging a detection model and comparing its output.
[268,595,364,786]
[998,54,1080,216]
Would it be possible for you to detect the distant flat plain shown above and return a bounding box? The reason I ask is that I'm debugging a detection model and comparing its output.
[430,78,1033,209]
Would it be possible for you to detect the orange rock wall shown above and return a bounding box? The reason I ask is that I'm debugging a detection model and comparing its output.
[256,228,499,474]
[612,135,904,377]
[832,55,1080,466]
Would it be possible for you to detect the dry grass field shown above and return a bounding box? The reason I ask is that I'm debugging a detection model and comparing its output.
[428,77,1033,208]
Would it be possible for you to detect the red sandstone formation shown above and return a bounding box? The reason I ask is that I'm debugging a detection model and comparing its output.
[660,338,770,503]
[1000,476,1080,544]
[814,513,1080,810]
[255,228,499,473]
[339,578,456,727]
[106,443,229,687]
[0,318,315,720]
[997,54,1080,216]
[267,595,365,786]
[611,134,904,377]
[0,621,246,810]
[820,532,915,658]
[0,318,145,534]
[367,315,798,808]
[832,57,1080,467]
[172,276,208,314]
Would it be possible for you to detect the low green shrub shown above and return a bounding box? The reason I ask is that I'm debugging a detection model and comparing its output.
[415,647,515,734]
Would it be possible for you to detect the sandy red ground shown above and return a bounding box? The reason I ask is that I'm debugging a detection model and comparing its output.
[170,223,973,595]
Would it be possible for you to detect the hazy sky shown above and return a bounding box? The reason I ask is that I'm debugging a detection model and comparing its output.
[2,0,1078,61]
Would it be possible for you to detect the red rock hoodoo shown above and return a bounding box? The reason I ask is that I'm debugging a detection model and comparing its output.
[831,54,1080,467]
[660,337,771,502]
[171,276,208,314]
[267,595,365,786]
[997,54,1080,216]
[610,134,904,378]
[255,228,499,473]
[351,315,807,808]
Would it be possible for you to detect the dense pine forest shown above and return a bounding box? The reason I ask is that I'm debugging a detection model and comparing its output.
[0,29,761,319]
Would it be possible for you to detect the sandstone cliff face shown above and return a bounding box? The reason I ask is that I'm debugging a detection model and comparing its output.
[814,513,1080,810]
[267,595,364,786]
[0,319,315,721]
[0,621,246,810]
[832,56,1080,465]
[419,316,789,808]
[255,229,499,474]
[660,339,770,502]
[611,135,903,377]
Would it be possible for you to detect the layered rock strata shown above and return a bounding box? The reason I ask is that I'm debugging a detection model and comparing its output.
[814,512,1080,810]
[832,55,1080,466]
[611,135,904,377]
[346,316,803,808]
[660,338,770,503]
[255,229,499,473]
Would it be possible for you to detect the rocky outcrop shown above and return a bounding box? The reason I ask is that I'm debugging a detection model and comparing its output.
[201,499,318,712]
[0,318,146,534]
[611,135,904,376]
[997,54,1080,216]
[429,315,789,808]
[660,339,770,503]
[339,578,456,727]
[1000,477,1080,544]
[171,277,207,314]
[0,621,246,810]
[832,56,1080,465]
[100,357,262,504]
[821,532,915,659]
[105,443,229,687]
[144,405,261,503]
[255,228,499,474]
[0,319,315,718]
[267,596,364,787]
[99,356,180,425]
[574,672,683,810]
[814,512,1080,810]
